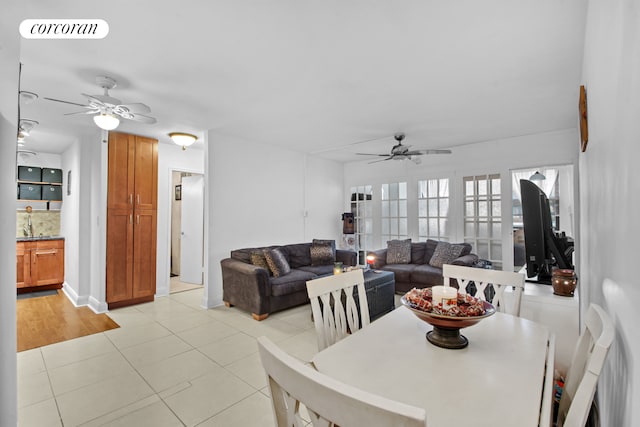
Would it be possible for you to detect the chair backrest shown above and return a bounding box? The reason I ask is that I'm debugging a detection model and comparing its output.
[556,303,614,427]
[257,336,427,427]
[306,269,370,351]
[442,264,526,316]
[539,333,556,427]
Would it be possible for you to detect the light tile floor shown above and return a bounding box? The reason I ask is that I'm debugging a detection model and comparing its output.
[17,288,332,427]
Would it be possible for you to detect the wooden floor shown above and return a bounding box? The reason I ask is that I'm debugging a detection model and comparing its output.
[17,290,119,352]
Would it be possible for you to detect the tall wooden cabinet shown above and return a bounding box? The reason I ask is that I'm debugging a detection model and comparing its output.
[106,131,158,308]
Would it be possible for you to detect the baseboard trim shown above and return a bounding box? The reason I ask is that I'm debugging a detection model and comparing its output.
[89,296,108,314]
[61,283,89,307]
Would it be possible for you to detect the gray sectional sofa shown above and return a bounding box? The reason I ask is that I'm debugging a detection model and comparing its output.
[220,242,357,320]
[368,239,478,293]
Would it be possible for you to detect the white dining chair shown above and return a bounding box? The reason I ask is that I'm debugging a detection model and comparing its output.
[257,336,427,427]
[306,269,370,352]
[442,264,526,316]
[556,303,614,427]
[539,333,556,427]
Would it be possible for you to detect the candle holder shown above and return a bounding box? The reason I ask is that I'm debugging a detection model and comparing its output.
[333,262,343,275]
[365,254,376,271]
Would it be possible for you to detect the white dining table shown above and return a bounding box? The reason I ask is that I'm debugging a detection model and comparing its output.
[312,306,551,427]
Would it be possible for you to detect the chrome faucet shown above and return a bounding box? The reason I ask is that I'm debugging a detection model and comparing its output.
[23,215,33,238]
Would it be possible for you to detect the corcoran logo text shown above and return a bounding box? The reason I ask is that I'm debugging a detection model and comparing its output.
[19,19,109,39]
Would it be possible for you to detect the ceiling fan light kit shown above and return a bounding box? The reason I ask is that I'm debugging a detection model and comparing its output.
[169,132,197,150]
[94,113,120,130]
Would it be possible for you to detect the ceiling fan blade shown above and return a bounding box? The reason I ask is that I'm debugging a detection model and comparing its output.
[64,109,99,116]
[116,103,151,114]
[356,153,391,156]
[43,97,88,107]
[82,93,121,106]
[417,149,453,155]
[123,113,157,124]
[368,156,394,164]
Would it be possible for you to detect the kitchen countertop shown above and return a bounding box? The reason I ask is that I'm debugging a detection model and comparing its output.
[17,236,65,242]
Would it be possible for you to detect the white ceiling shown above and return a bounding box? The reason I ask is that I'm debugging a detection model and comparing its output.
[13,0,586,163]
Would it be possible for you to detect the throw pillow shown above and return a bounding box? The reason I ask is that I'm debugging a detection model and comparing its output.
[386,239,412,264]
[310,239,336,266]
[250,251,272,275]
[429,241,466,269]
[264,248,291,278]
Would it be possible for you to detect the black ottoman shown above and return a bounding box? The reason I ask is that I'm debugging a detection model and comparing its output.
[356,270,396,321]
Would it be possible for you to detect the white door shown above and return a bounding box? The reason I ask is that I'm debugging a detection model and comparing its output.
[179,175,204,284]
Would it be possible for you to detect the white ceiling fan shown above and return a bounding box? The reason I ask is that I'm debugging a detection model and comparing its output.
[356,133,452,164]
[44,75,157,130]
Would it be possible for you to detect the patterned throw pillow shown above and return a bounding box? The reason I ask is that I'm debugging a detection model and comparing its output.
[263,248,291,278]
[250,251,272,275]
[429,241,466,269]
[310,239,336,266]
[386,239,412,264]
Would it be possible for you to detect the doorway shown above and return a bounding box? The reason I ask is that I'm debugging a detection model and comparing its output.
[170,171,204,293]
[511,165,575,273]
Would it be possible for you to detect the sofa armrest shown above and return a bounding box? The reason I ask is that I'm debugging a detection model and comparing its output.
[336,249,357,266]
[220,258,272,314]
[369,248,388,269]
[451,253,479,267]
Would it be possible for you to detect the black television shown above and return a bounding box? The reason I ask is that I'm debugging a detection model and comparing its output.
[520,179,574,284]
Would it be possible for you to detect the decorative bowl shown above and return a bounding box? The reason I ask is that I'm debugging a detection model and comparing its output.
[401,295,495,349]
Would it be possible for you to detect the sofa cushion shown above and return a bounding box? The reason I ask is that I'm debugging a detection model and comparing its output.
[457,242,472,257]
[264,248,291,278]
[381,263,417,284]
[411,264,445,287]
[386,239,412,264]
[410,242,427,264]
[423,239,439,264]
[250,251,272,275]
[270,269,317,296]
[429,241,466,269]
[298,265,334,276]
[281,243,312,268]
[310,239,336,266]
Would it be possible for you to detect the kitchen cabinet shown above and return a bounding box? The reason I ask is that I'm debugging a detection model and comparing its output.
[16,238,65,289]
[106,131,158,308]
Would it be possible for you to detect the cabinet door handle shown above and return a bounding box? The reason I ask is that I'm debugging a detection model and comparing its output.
[35,250,57,255]
[130,214,133,224]
[137,215,140,224]
[129,194,133,205]
[137,194,140,205]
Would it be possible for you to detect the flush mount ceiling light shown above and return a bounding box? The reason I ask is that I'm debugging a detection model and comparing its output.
[169,132,197,150]
[19,91,38,105]
[93,112,120,130]
[529,171,546,181]
[19,118,39,136]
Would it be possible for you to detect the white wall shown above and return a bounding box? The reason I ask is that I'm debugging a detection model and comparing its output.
[156,143,205,296]
[303,155,344,242]
[0,2,22,424]
[206,132,344,308]
[60,141,81,302]
[344,129,580,269]
[16,152,62,169]
[580,1,640,425]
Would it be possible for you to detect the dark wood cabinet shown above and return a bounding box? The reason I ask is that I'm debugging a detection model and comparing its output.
[17,239,65,289]
[106,131,158,308]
